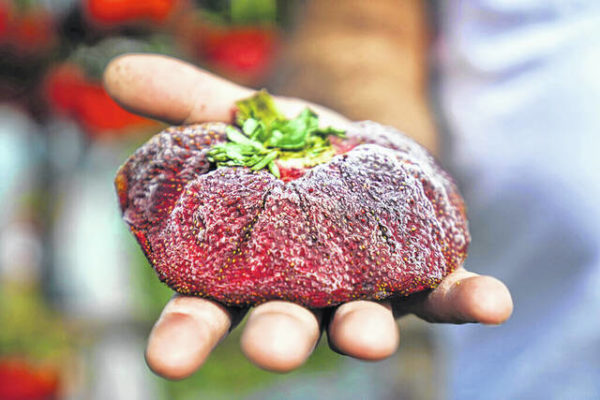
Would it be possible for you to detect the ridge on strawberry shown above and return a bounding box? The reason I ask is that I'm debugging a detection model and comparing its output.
[115,92,469,308]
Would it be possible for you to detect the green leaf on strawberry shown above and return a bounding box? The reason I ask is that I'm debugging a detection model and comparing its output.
[207,91,345,178]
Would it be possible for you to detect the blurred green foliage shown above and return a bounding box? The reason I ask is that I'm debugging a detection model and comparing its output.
[0,283,71,361]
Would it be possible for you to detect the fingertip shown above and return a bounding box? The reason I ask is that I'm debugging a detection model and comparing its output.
[241,313,311,372]
[455,276,513,325]
[146,312,211,380]
[103,53,143,94]
[414,268,514,325]
[102,53,153,116]
[145,296,234,380]
[328,301,399,361]
[240,301,321,373]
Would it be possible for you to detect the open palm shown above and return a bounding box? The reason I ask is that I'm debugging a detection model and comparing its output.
[104,54,513,379]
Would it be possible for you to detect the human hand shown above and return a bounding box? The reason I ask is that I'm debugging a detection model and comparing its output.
[104,54,513,379]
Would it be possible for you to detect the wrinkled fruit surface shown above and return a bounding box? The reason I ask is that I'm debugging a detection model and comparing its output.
[116,121,469,307]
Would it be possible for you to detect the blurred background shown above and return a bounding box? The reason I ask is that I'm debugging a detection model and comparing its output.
[0,0,439,399]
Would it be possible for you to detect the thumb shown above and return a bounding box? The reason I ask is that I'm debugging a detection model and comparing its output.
[103,53,253,125]
[103,53,349,127]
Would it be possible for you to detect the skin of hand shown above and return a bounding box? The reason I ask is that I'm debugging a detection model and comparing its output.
[103,54,514,380]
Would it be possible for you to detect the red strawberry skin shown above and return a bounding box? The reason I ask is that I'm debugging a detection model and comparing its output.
[116,121,469,307]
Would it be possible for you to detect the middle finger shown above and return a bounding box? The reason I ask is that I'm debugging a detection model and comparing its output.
[241,301,323,372]
[327,300,399,361]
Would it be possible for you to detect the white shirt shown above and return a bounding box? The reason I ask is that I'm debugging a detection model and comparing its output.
[436,1,600,398]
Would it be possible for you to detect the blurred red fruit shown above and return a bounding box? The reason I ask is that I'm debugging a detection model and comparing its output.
[0,3,55,56]
[44,64,84,112]
[12,10,54,51]
[85,0,179,26]
[0,358,59,400]
[45,63,155,139]
[0,1,10,40]
[200,27,278,84]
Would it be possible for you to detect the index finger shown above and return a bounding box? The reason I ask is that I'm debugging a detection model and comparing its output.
[103,54,350,127]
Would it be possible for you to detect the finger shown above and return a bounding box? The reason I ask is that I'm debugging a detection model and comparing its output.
[327,300,399,361]
[145,294,242,380]
[396,268,513,325]
[103,53,350,127]
[103,53,252,125]
[240,301,322,372]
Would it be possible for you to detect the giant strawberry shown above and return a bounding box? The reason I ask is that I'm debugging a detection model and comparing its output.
[116,92,469,307]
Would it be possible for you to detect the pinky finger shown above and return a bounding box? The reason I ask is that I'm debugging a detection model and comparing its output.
[394,268,513,325]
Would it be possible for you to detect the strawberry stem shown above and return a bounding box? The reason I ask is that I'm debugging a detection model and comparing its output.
[207,90,345,178]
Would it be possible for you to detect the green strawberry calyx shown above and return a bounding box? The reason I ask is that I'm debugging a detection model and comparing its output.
[207,90,346,178]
